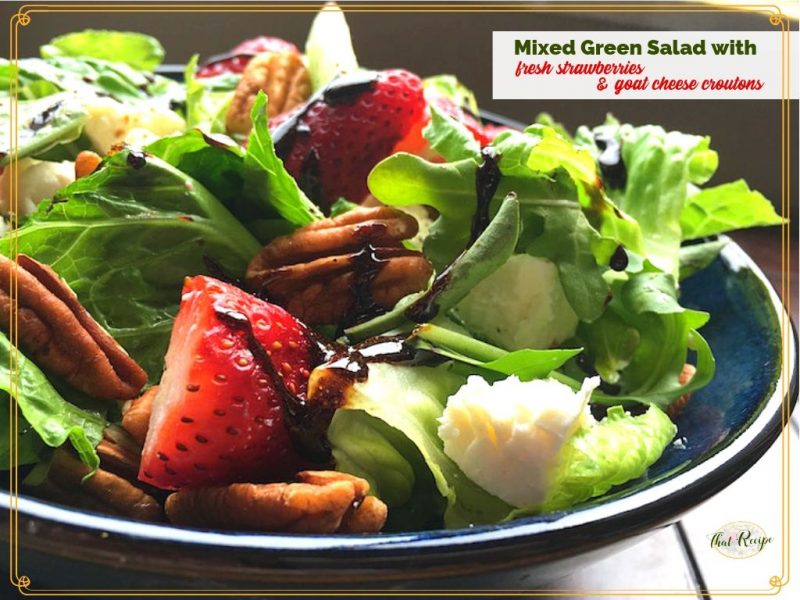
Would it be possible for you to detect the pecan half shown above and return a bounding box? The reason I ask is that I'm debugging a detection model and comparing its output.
[0,254,148,400]
[97,425,145,481]
[165,470,387,533]
[35,448,163,522]
[121,385,158,446]
[245,206,433,325]
[667,363,697,419]
[226,50,311,135]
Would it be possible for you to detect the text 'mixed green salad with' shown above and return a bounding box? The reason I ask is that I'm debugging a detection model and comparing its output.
[0,4,783,533]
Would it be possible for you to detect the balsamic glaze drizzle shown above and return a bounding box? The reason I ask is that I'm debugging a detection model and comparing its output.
[215,307,333,463]
[609,245,629,271]
[29,100,64,132]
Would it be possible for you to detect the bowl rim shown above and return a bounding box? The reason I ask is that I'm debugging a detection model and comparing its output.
[4,238,797,562]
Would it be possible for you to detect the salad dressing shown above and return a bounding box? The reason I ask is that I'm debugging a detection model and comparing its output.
[593,133,627,189]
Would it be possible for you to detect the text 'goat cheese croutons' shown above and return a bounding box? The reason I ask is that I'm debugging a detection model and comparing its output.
[438,374,600,508]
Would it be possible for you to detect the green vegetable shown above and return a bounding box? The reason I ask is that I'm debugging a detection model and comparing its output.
[512,404,676,515]
[0,93,88,166]
[40,30,165,71]
[0,57,180,101]
[305,1,359,90]
[328,409,445,531]
[331,363,512,528]
[183,54,233,133]
[576,120,718,278]
[147,91,322,241]
[680,180,783,240]
[0,333,105,470]
[4,149,261,380]
[411,323,581,381]
[423,104,481,162]
[422,75,479,115]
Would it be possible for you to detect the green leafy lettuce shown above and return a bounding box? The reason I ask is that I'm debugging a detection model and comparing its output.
[511,404,676,515]
[183,54,234,133]
[3,149,261,380]
[327,362,512,528]
[40,30,165,72]
[147,91,322,242]
[0,333,105,469]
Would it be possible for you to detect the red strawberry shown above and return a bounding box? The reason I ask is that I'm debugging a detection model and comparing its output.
[139,276,319,490]
[197,36,299,78]
[270,69,426,209]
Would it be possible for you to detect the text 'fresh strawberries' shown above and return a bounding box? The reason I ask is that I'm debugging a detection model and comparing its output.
[139,276,318,490]
[196,36,299,78]
[271,69,426,209]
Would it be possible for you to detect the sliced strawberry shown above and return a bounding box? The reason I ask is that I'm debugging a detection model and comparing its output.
[139,276,320,490]
[270,69,426,209]
[197,36,299,78]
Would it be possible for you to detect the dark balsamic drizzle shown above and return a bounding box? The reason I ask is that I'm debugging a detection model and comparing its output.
[199,51,257,70]
[339,244,391,331]
[126,150,147,170]
[214,307,333,463]
[29,100,64,132]
[405,147,503,324]
[593,133,626,189]
[297,148,323,207]
[609,245,629,271]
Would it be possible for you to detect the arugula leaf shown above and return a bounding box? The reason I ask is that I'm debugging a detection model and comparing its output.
[680,180,783,240]
[5,150,261,380]
[411,323,581,381]
[40,30,165,71]
[0,333,105,469]
[0,93,88,166]
[305,2,359,90]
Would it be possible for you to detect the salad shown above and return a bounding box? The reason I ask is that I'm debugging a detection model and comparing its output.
[0,4,784,533]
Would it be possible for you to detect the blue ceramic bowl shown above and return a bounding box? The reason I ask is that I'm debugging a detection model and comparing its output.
[2,238,795,591]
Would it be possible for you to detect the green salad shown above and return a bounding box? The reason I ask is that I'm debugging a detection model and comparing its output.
[0,4,783,533]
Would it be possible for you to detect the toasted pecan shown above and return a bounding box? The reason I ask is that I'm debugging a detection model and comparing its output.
[0,254,147,400]
[121,385,158,446]
[165,470,386,533]
[245,207,433,325]
[667,363,697,419]
[226,50,311,135]
[40,448,163,521]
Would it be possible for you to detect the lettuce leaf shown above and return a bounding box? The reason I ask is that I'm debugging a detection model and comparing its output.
[183,54,233,133]
[330,363,512,528]
[40,30,164,71]
[680,180,784,240]
[148,91,322,241]
[305,2,359,90]
[511,404,676,515]
[423,75,479,115]
[423,104,481,162]
[0,93,88,166]
[0,333,105,469]
[4,149,260,380]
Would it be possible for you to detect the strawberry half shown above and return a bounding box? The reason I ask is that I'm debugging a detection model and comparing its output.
[139,276,320,490]
[270,69,426,209]
[196,36,299,78]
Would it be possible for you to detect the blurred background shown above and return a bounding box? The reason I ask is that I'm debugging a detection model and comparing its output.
[2,1,797,314]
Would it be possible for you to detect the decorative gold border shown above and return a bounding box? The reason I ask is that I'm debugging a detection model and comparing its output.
[5,1,793,596]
